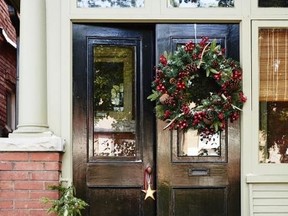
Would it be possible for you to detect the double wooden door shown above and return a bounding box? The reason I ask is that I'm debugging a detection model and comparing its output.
[73,23,240,216]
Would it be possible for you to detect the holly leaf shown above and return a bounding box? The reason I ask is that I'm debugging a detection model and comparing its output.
[213,121,219,132]
[147,90,160,101]
[206,68,210,77]
[210,39,217,50]
[209,68,218,74]
[155,105,165,118]
[211,39,221,53]
[160,51,168,59]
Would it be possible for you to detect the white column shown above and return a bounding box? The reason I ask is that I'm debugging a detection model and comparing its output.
[12,0,50,135]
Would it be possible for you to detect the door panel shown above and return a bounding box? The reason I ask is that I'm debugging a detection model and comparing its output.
[88,189,143,215]
[173,187,227,215]
[73,23,240,216]
[73,24,156,216]
[156,24,240,216]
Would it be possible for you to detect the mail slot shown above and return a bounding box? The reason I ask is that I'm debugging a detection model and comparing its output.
[188,168,210,176]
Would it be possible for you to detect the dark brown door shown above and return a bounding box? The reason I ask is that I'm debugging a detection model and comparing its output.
[73,23,240,216]
[156,24,240,216]
[73,24,156,216]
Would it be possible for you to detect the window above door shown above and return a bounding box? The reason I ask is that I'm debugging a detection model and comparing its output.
[69,0,242,19]
[76,0,144,8]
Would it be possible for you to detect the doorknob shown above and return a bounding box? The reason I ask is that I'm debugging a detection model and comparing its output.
[142,166,156,200]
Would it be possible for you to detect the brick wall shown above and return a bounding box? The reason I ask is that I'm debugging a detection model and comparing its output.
[0,0,16,40]
[0,152,62,216]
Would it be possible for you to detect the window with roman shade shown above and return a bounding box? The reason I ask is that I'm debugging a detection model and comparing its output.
[259,28,288,163]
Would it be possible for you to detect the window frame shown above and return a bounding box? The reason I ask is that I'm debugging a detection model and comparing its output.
[252,20,288,174]
[251,0,288,18]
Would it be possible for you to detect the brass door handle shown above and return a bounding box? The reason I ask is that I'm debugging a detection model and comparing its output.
[142,166,156,200]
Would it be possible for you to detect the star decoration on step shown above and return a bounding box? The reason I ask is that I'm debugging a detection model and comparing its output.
[142,184,156,200]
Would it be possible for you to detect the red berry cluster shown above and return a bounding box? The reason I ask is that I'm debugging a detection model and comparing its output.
[181,104,191,115]
[199,36,209,47]
[184,41,195,52]
[232,69,242,80]
[164,110,171,119]
[156,83,166,93]
[192,112,205,126]
[230,111,240,123]
[239,92,247,103]
[178,120,188,130]
[176,81,186,90]
[213,72,222,80]
[159,55,167,66]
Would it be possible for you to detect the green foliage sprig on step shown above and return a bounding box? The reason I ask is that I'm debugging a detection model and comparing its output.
[42,184,88,216]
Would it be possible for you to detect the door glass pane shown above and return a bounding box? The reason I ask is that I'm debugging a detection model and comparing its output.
[178,130,220,156]
[93,45,136,157]
[168,0,234,8]
[77,0,144,8]
[259,28,288,163]
[258,0,288,7]
[173,130,226,162]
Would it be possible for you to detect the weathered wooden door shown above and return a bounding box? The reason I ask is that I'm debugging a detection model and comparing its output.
[73,23,240,216]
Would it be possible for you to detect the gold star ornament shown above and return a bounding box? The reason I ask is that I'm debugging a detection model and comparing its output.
[142,183,156,200]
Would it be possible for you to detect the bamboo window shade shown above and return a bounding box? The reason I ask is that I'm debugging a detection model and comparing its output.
[259,28,288,101]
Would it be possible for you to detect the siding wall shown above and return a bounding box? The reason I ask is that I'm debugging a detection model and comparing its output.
[248,176,288,216]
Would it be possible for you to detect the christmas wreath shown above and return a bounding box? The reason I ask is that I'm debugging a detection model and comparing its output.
[148,37,247,135]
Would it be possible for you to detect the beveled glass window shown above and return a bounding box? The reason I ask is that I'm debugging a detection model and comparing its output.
[258,0,288,7]
[259,28,288,163]
[77,0,144,8]
[93,45,136,158]
[168,0,234,8]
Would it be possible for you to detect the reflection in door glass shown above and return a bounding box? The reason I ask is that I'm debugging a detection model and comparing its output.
[178,130,220,156]
[168,0,234,8]
[93,45,136,157]
[258,28,288,163]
